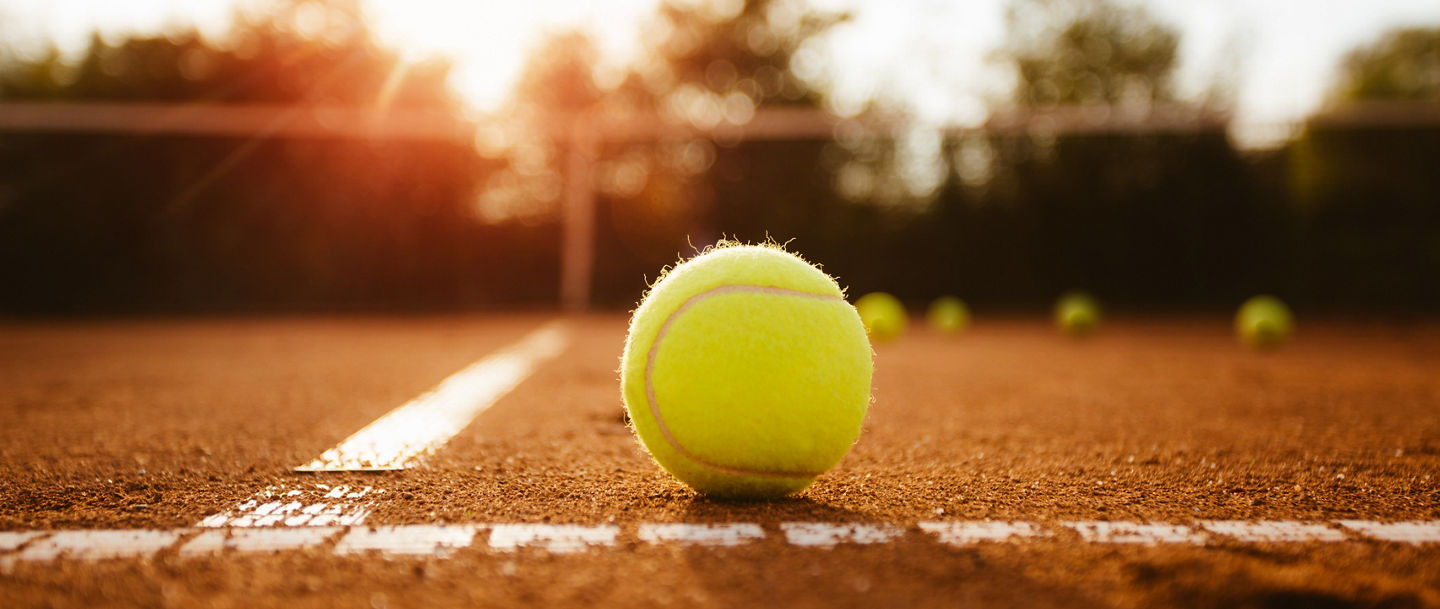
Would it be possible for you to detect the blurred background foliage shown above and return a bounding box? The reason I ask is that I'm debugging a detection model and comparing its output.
[1333,26,1440,101]
[0,0,1436,314]
[1001,0,1179,107]
[1287,24,1440,312]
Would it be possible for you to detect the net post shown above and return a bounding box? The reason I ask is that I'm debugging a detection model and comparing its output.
[560,117,597,312]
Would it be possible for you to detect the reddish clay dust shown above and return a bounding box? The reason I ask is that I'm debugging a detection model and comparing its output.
[1,314,1438,608]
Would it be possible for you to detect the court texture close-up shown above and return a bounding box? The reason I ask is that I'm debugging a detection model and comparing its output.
[3,302,1438,608]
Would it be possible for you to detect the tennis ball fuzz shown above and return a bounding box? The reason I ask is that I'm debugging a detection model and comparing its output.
[1054,291,1101,337]
[855,292,907,342]
[1236,295,1294,349]
[620,244,873,499]
[927,296,970,334]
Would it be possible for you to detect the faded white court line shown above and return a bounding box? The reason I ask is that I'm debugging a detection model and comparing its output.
[780,522,905,548]
[488,524,619,554]
[1199,520,1347,543]
[0,531,44,552]
[297,320,569,472]
[335,525,483,556]
[12,529,188,562]
[638,523,766,547]
[1064,521,1207,545]
[1337,520,1440,545]
[919,521,1048,545]
[2,521,1438,562]
[197,321,570,528]
[180,527,343,557]
[199,484,379,528]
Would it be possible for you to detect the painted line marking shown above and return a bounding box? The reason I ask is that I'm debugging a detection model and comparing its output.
[180,527,344,557]
[918,521,1048,545]
[0,531,45,553]
[194,321,570,529]
[780,522,905,548]
[1063,521,1207,545]
[199,484,378,528]
[637,523,766,547]
[1337,520,1440,545]
[11,529,188,562]
[295,320,569,472]
[1198,520,1347,543]
[5,520,1438,562]
[487,524,620,554]
[335,525,483,556]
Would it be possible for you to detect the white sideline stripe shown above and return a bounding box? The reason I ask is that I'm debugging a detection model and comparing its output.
[919,521,1047,545]
[193,321,570,529]
[335,525,482,556]
[295,320,570,472]
[179,527,344,557]
[198,484,379,528]
[4,520,1439,562]
[0,531,45,552]
[638,523,766,547]
[1064,521,1206,545]
[1337,520,1440,545]
[780,522,905,548]
[11,529,188,562]
[1199,520,1347,543]
[488,524,620,554]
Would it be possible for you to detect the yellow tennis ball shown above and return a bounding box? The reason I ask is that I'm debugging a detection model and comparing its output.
[620,244,873,499]
[1236,295,1294,349]
[854,292,907,342]
[927,296,970,334]
[1054,290,1101,337]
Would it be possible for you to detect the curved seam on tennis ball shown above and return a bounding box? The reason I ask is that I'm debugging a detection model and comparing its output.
[644,284,841,480]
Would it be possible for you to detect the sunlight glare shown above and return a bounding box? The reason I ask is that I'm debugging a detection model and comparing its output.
[362,0,663,113]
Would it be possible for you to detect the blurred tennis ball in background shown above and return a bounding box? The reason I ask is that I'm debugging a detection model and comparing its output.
[927,296,970,334]
[620,244,873,499]
[1054,291,1101,337]
[854,292,907,342]
[1236,295,1294,349]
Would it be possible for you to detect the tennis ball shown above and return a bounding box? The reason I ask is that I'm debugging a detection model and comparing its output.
[619,244,873,499]
[1236,295,1294,349]
[927,296,970,334]
[1054,290,1100,337]
[854,292,907,342]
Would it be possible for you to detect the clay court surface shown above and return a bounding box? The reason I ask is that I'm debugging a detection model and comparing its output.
[1,314,1438,608]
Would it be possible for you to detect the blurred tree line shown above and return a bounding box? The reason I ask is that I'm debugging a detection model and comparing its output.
[502,0,843,304]
[833,0,1283,309]
[700,0,1439,313]
[706,0,1440,313]
[1287,26,1440,311]
[0,0,553,312]
[0,0,1436,314]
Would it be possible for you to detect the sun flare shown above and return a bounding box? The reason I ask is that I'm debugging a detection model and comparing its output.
[360,0,662,112]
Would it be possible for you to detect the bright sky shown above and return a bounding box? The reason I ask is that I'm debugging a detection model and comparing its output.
[2,0,1438,125]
